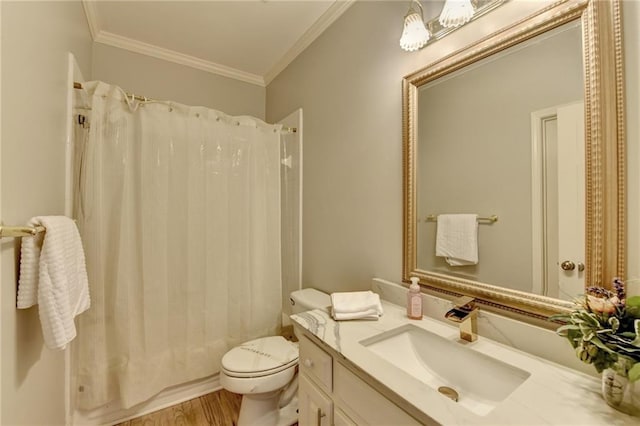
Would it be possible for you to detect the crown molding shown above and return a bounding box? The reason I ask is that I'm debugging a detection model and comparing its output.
[81,0,100,40]
[264,0,357,85]
[80,0,354,88]
[94,31,266,86]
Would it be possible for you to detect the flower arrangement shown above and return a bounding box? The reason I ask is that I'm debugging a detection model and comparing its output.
[551,278,640,381]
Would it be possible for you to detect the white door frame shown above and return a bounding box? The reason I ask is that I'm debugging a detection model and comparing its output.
[531,101,585,299]
[531,106,559,296]
[276,108,303,324]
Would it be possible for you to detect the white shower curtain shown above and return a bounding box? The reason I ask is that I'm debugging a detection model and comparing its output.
[73,82,282,409]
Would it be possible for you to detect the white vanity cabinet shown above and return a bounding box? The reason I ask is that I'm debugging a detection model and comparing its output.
[299,374,333,426]
[298,334,422,426]
[293,301,640,426]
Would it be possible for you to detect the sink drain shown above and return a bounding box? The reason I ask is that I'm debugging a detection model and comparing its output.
[438,386,459,402]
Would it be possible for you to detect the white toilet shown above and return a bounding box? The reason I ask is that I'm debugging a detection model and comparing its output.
[220,288,330,426]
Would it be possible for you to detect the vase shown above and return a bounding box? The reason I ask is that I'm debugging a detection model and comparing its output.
[602,368,628,407]
[602,368,640,416]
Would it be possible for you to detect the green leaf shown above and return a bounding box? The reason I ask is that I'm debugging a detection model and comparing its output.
[628,363,640,382]
[582,313,603,327]
[632,320,640,346]
[626,296,640,308]
[566,331,580,349]
[590,336,615,353]
[609,317,620,333]
[627,306,640,319]
[550,314,571,323]
[556,324,581,334]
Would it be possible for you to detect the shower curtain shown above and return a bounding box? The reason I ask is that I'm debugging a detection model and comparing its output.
[72,81,282,409]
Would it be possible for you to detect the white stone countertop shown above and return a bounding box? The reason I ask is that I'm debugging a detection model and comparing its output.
[291,300,639,425]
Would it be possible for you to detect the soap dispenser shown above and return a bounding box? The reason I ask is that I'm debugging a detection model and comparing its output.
[407,277,423,320]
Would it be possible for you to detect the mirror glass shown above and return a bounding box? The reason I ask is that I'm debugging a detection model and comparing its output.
[403,0,625,320]
[416,21,583,302]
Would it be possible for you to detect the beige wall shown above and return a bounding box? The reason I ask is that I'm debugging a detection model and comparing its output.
[92,43,266,119]
[267,0,552,293]
[266,0,640,297]
[1,1,92,425]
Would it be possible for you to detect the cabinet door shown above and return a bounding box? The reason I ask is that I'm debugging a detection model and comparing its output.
[334,362,422,425]
[334,408,357,426]
[299,373,333,426]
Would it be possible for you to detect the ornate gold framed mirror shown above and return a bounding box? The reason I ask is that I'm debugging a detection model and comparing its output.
[402,0,625,320]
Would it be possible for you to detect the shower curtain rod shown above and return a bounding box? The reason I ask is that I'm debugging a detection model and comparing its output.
[73,82,297,133]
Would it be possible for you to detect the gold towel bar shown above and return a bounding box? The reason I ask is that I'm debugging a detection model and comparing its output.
[423,214,498,223]
[0,225,46,238]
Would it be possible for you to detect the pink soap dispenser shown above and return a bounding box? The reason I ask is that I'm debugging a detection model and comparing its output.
[407,277,423,320]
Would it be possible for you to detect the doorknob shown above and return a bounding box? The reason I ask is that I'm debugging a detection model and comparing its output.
[561,260,576,271]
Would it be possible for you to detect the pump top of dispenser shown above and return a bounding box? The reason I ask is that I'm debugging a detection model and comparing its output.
[409,277,420,292]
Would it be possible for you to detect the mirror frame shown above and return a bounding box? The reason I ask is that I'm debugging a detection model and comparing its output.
[402,0,625,320]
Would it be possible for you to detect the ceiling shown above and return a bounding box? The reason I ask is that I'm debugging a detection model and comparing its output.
[83,0,357,87]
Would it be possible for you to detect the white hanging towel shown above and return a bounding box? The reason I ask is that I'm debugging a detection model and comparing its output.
[435,214,479,266]
[330,291,383,321]
[17,216,90,350]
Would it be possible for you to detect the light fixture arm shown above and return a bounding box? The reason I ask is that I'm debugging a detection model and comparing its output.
[405,0,425,21]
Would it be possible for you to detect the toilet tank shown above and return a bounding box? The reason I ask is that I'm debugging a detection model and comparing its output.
[290,288,330,314]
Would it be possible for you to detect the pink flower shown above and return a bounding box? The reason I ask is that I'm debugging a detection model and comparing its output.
[587,295,619,314]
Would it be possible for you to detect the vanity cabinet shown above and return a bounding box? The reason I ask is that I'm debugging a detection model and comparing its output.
[299,374,333,426]
[298,334,422,426]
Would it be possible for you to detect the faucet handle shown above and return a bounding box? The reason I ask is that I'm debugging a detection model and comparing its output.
[452,296,476,310]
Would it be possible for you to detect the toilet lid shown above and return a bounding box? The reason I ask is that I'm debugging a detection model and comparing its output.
[222,336,299,378]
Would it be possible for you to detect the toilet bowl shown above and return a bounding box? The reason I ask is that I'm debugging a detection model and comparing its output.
[220,336,299,426]
[220,288,330,426]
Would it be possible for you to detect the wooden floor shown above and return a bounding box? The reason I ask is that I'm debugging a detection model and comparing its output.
[115,331,299,426]
[116,389,242,426]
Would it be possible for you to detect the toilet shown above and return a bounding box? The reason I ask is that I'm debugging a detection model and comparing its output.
[220,288,330,426]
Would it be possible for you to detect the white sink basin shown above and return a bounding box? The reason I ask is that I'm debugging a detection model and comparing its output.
[360,324,530,416]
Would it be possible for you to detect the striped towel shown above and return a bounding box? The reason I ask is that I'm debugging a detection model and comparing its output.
[17,216,90,350]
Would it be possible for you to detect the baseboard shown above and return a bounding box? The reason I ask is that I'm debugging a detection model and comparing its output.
[72,374,221,425]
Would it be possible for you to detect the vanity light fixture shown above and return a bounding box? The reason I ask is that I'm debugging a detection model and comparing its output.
[399,0,506,52]
[399,0,430,52]
[439,0,475,28]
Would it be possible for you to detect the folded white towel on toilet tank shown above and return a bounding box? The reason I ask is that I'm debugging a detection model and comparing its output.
[330,291,383,320]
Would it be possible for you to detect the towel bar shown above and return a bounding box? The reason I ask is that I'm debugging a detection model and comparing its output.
[0,225,46,238]
[423,214,498,223]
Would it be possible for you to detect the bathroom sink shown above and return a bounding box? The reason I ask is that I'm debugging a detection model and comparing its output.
[360,324,530,416]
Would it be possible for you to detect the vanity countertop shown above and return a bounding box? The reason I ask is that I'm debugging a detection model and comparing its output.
[291,301,638,425]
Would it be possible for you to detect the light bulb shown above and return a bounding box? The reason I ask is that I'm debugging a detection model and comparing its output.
[400,12,430,52]
[439,0,475,28]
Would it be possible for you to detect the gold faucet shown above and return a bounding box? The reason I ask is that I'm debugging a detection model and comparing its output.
[445,296,478,342]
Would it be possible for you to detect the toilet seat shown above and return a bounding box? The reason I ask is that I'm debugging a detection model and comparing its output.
[221,336,298,379]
